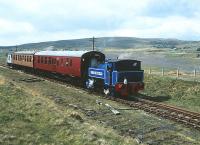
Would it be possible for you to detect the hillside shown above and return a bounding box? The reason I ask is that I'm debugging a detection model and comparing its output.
[0,37,200,51]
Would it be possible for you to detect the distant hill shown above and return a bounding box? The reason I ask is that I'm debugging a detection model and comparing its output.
[0,37,200,51]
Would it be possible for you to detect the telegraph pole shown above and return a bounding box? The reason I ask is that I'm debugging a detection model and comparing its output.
[92,37,95,51]
[90,36,96,51]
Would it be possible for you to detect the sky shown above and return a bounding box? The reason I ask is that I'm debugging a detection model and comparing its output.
[1,0,200,46]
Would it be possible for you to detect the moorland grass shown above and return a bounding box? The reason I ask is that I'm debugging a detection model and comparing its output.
[141,74,200,112]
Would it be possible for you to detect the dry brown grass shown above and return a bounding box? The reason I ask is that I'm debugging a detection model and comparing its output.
[0,75,5,85]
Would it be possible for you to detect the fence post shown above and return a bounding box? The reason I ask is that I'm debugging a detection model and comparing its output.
[177,67,179,78]
[193,69,196,82]
[194,69,196,77]
[149,67,151,74]
[162,68,164,76]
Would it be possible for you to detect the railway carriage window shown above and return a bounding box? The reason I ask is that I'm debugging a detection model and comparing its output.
[66,58,69,66]
[61,58,63,66]
[38,56,40,63]
[51,58,53,64]
[70,59,72,66]
[48,57,51,64]
[53,58,54,64]
[52,58,54,64]
[45,57,47,64]
[41,57,43,63]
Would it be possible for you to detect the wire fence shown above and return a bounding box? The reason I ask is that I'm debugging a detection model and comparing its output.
[144,67,200,82]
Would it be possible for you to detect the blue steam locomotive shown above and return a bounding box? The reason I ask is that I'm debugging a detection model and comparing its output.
[86,59,144,97]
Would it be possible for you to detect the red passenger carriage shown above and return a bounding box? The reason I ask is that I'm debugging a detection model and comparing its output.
[34,51,105,79]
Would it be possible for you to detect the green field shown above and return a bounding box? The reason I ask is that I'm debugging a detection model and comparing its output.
[141,74,200,112]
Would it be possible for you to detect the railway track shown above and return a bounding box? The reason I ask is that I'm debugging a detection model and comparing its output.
[1,64,200,131]
[110,97,200,130]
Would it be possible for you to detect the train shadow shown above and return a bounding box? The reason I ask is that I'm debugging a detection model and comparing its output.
[128,94,171,102]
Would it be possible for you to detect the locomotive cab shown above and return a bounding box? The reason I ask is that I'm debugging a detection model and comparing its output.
[81,51,105,82]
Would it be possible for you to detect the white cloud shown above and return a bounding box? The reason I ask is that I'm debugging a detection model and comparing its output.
[0,0,200,45]
[0,18,35,34]
[110,16,200,39]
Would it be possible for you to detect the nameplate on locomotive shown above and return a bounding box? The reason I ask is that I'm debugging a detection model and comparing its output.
[89,68,105,79]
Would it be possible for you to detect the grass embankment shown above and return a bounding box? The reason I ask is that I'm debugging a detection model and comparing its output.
[142,74,200,112]
[0,74,134,145]
[0,53,6,65]
[0,67,200,144]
